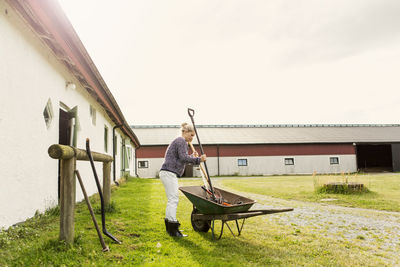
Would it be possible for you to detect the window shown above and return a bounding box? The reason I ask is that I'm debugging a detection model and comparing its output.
[90,105,96,125]
[126,146,132,167]
[138,161,149,168]
[104,126,108,152]
[43,98,53,129]
[285,158,294,165]
[238,159,248,166]
[330,157,339,165]
[123,145,131,171]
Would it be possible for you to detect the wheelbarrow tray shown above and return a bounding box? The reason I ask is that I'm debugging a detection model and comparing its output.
[179,186,256,215]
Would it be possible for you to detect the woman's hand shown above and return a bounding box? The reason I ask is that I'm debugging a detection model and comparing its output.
[200,154,207,162]
[193,151,199,157]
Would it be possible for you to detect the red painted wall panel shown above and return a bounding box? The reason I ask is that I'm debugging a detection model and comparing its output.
[136,146,168,158]
[219,144,355,156]
[136,143,355,158]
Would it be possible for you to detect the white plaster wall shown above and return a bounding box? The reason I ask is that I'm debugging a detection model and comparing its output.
[199,157,219,176]
[137,158,165,178]
[136,151,225,178]
[218,155,357,176]
[0,3,131,229]
[136,157,218,178]
[138,155,356,178]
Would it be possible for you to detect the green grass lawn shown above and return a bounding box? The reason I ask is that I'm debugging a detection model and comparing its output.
[0,176,398,266]
[216,173,400,212]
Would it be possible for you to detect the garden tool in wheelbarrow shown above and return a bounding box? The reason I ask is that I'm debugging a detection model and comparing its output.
[181,108,293,240]
[187,108,230,205]
[189,141,231,207]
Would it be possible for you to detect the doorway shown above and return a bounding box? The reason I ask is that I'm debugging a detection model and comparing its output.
[183,163,193,177]
[58,109,73,199]
[356,144,393,172]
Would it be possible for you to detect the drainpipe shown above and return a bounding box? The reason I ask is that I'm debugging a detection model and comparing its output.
[217,144,220,176]
[134,148,138,177]
[69,106,79,147]
[113,125,123,185]
[353,142,358,172]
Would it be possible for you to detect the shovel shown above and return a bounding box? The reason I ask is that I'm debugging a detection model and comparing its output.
[187,108,217,202]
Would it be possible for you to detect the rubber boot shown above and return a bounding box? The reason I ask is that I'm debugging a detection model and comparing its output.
[164,218,170,235]
[169,221,187,237]
[165,218,179,236]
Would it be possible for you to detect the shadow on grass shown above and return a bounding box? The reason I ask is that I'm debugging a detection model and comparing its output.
[169,196,287,266]
[171,226,283,266]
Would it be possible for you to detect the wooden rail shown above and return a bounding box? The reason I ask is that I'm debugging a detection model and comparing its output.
[48,144,113,161]
[48,144,113,244]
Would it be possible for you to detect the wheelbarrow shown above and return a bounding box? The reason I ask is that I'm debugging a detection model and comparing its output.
[184,108,293,239]
[179,186,293,240]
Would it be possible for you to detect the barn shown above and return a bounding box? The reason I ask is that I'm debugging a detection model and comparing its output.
[0,0,140,229]
[133,125,400,178]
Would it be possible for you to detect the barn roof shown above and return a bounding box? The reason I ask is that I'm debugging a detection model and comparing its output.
[6,0,140,147]
[131,124,400,146]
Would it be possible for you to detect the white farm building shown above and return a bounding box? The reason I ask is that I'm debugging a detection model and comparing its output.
[0,0,140,229]
[133,125,400,178]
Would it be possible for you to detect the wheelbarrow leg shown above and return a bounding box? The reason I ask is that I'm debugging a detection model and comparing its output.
[224,220,235,237]
[224,219,243,237]
[211,220,225,240]
[236,218,246,236]
[210,219,248,240]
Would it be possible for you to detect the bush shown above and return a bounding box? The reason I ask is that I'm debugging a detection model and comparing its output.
[313,171,371,195]
[317,182,370,194]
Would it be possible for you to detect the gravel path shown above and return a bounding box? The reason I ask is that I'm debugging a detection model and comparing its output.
[214,183,400,265]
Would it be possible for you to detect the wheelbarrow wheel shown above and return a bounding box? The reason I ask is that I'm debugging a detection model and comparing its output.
[191,208,210,232]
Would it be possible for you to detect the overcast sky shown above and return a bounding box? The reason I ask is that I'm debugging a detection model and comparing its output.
[58,0,400,126]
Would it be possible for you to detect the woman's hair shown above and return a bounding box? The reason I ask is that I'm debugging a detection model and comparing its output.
[181,123,194,132]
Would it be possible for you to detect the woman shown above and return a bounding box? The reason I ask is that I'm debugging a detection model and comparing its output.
[159,123,207,237]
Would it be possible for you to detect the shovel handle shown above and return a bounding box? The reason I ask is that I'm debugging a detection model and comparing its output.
[188,108,195,118]
[189,142,212,192]
[189,142,207,176]
[188,142,197,155]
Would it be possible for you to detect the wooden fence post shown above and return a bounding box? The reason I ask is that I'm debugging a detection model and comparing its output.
[103,161,111,207]
[59,157,76,244]
[48,144,113,244]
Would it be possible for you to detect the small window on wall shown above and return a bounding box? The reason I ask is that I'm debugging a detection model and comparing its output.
[43,98,53,129]
[138,161,149,168]
[238,159,248,166]
[285,158,294,165]
[330,157,339,165]
[104,126,108,152]
[90,105,96,125]
[125,146,132,170]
